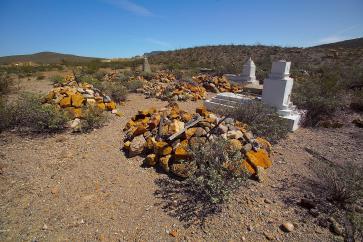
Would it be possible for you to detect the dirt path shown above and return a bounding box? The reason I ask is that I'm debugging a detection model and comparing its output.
[1,92,362,241]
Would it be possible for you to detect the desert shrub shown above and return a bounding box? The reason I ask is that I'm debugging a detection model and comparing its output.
[80,106,107,132]
[140,71,154,80]
[103,82,128,103]
[0,98,13,132]
[126,79,144,92]
[187,137,248,205]
[79,75,103,90]
[293,73,343,126]
[1,93,70,133]
[155,138,248,226]
[50,75,64,85]
[93,70,107,80]
[308,149,363,240]
[350,89,363,112]
[0,74,13,95]
[228,101,289,144]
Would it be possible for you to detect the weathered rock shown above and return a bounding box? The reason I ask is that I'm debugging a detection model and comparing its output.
[145,154,157,166]
[170,162,196,178]
[160,155,171,173]
[281,222,295,232]
[129,135,146,157]
[194,127,207,137]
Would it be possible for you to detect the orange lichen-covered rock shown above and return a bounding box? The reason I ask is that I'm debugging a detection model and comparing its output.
[184,127,197,139]
[124,120,136,130]
[162,146,173,156]
[154,141,168,155]
[70,108,82,118]
[145,137,156,150]
[133,124,147,137]
[123,141,131,151]
[175,146,189,160]
[181,112,193,122]
[97,102,106,110]
[196,106,208,117]
[59,96,71,108]
[105,101,116,111]
[145,154,157,166]
[160,155,171,172]
[246,149,272,173]
[255,137,272,153]
[71,93,85,108]
[241,159,256,174]
[45,91,55,101]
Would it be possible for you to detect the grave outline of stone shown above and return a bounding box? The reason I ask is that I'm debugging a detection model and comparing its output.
[261,60,302,131]
[143,56,152,73]
[204,60,302,132]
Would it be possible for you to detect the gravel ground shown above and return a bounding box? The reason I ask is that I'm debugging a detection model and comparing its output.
[1,82,362,241]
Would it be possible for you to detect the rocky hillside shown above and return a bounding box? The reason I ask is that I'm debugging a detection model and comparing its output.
[148,38,363,77]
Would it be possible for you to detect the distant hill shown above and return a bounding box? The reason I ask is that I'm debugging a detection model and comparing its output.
[0,51,102,64]
[144,51,165,57]
[313,37,363,49]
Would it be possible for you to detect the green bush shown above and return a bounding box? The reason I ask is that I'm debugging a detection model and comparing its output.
[187,137,248,205]
[0,74,13,95]
[50,75,64,85]
[126,79,144,92]
[80,106,107,132]
[0,98,13,132]
[0,93,70,133]
[293,73,343,126]
[228,101,289,144]
[103,82,128,103]
[79,75,103,90]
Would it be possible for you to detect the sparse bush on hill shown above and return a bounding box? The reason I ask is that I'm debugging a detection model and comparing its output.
[79,75,103,90]
[228,101,289,144]
[0,73,13,95]
[350,89,363,112]
[0,93,70,133]
[293,70,343,126]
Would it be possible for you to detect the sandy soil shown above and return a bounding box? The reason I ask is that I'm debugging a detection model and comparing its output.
[0,78,362,241]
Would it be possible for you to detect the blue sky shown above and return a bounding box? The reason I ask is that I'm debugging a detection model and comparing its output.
[0,0,362,58]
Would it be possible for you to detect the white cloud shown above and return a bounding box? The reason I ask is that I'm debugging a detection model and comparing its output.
[317,24,362,44]
[104,0,153,16]
[145,38,172,47]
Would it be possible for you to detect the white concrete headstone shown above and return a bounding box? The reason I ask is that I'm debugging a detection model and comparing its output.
[262,60,301,131]
[240,57,258,84]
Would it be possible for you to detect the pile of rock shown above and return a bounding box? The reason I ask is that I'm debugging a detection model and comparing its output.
[122,104,272,178]
[44,76,119,120]
[143,81,207,101]
[193,74,242,93]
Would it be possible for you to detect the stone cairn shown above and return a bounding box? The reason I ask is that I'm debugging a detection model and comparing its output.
[44,74,119,128]
[136,71,207,101]
[122,103,272,178]
[193,74,242,93]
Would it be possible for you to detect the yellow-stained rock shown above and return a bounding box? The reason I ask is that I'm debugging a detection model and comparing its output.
[71,93,85,108]
[175,146,189,160]
[145,154,157,166]
[255,137,272,153]
[97,102,106,110]
[105,101,116,111]
[246,149,272,173]
[160,155,171,172]
[59,96,71,108]
[45,91,54,101]
[72,108,82,118]
[133,124,147,137]
[184,127,197,139]
[148,114,161,129]
[86,98,96,105]
[123,141,131,151]
[181,112,193,122]
[196,106,208,117]
[162,146,173,156]
[145,137,156,150]
[154,141,168,155]
[124,120,136,130]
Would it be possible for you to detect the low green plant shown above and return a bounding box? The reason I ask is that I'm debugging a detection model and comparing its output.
[50,75,64,85]
[187,137,248,205]
[293,72,343,126]
[0,74,13,95]
[79,75,103,90]
[228,101,289,144]
[103,82,128,102]
[1,93,70,133]
[80,106,107,132]
[350,89,363,112]
[126,79,144,92]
